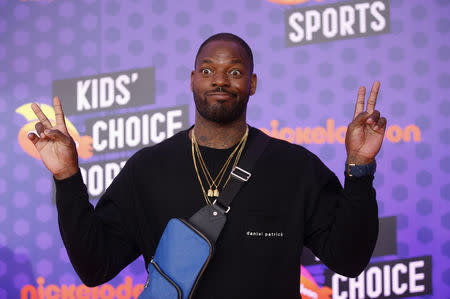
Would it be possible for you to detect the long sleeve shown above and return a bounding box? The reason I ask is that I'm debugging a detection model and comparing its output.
[54,159,140,287]
[303,161,379,278]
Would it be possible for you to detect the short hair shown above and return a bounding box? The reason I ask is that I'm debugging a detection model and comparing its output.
[194,33,254,73]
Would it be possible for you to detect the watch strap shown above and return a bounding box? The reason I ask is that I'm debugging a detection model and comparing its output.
[345,160,377,177]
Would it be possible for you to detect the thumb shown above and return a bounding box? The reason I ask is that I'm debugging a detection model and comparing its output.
[44,129,72,145]
[352,111,371,125]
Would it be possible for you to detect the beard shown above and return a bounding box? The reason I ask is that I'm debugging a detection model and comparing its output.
[193,87,249,124]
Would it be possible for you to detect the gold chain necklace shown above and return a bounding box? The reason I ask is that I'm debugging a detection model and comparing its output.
[193,131,246,196]
[191,127,249,205]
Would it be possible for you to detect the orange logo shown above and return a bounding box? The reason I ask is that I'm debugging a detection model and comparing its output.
[267,0,323,5]
[21,276,143,299]
[20,272,328,299]
[261,119,421,145]
[300,265,332,299]
[16,103,93,160]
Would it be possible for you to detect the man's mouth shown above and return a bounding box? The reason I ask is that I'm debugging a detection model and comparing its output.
[207,92,232,96]
[205,91,236,98]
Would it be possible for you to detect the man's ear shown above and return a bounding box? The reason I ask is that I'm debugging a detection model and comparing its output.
[190,71,194,92]
[250,73,257,96]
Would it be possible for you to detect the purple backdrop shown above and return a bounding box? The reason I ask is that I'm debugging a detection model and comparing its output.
[0,0,449,298]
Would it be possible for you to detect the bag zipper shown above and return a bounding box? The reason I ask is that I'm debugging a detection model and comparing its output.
[178,219,214,299]
[147,258,183,299]
[144,275,150,288]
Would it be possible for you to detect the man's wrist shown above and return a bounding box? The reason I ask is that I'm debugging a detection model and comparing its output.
[54,167,79,181]
[345,154,375,165]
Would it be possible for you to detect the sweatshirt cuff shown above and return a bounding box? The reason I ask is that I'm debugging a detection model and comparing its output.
[344,174,374,197]
[53,169,86,198]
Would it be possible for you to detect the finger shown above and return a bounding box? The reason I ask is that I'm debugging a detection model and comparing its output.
[366,110,381,125]
[353,111,371,125]
[366,81,380,114]
[31,103,53,129]
[353,86,366,119]
[35,122,45,136]
[374,117,387,132]
[53,96,68,132]
[35,122,50,140]
[27,132,40,145]
[44,129,71,145]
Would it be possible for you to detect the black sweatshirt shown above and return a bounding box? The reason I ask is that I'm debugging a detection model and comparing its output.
[55,127,378,299]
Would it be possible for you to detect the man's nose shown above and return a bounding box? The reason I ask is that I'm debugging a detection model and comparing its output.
[212,72,230,86]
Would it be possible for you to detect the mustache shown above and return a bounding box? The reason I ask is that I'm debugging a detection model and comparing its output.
[205,87,236,97]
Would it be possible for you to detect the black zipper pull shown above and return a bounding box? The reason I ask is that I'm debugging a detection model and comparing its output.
[149,258,182,299]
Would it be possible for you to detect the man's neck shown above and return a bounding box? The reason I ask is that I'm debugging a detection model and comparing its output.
[191,114,247,149]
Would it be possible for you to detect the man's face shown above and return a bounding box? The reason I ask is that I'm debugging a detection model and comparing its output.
[191,40,257,124]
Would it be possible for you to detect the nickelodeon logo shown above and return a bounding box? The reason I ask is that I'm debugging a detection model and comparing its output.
[20,276,143,299]
[260,119,421,144]
[20,269,331,299]
[15,103,93,161]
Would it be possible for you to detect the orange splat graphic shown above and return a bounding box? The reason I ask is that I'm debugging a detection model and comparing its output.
[16,103,93,160]
[300,266,332,299]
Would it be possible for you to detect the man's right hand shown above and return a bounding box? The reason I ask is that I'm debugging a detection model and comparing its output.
[28,96,79,180]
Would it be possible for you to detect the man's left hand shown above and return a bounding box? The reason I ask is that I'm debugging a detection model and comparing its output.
[345,81,387,165]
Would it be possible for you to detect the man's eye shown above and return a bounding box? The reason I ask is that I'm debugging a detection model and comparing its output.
[230,69,241,76]
[201,68,212,75]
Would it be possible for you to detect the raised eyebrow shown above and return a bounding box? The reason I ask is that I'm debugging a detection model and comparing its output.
[200,59,213,65]
[200,59,243,65]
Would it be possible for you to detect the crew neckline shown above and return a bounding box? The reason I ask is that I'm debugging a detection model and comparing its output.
[185,125,253,152]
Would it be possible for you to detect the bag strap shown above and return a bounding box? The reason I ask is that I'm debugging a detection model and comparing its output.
[188,128,270,243]
[213,128,270,213]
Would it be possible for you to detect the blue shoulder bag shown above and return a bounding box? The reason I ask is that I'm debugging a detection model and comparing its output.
[138,130,269,299]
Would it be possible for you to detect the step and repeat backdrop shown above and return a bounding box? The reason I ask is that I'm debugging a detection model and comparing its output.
[1,0,449,298]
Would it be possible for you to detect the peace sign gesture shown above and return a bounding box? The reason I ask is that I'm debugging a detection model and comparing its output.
[28,96,79,180]
[345,81,387,165]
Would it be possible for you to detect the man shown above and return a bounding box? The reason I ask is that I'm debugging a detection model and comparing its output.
[28,33,386,298]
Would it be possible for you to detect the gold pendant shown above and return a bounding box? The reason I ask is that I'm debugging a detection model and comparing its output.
[213,189,220,197]
[207,188,214,197]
